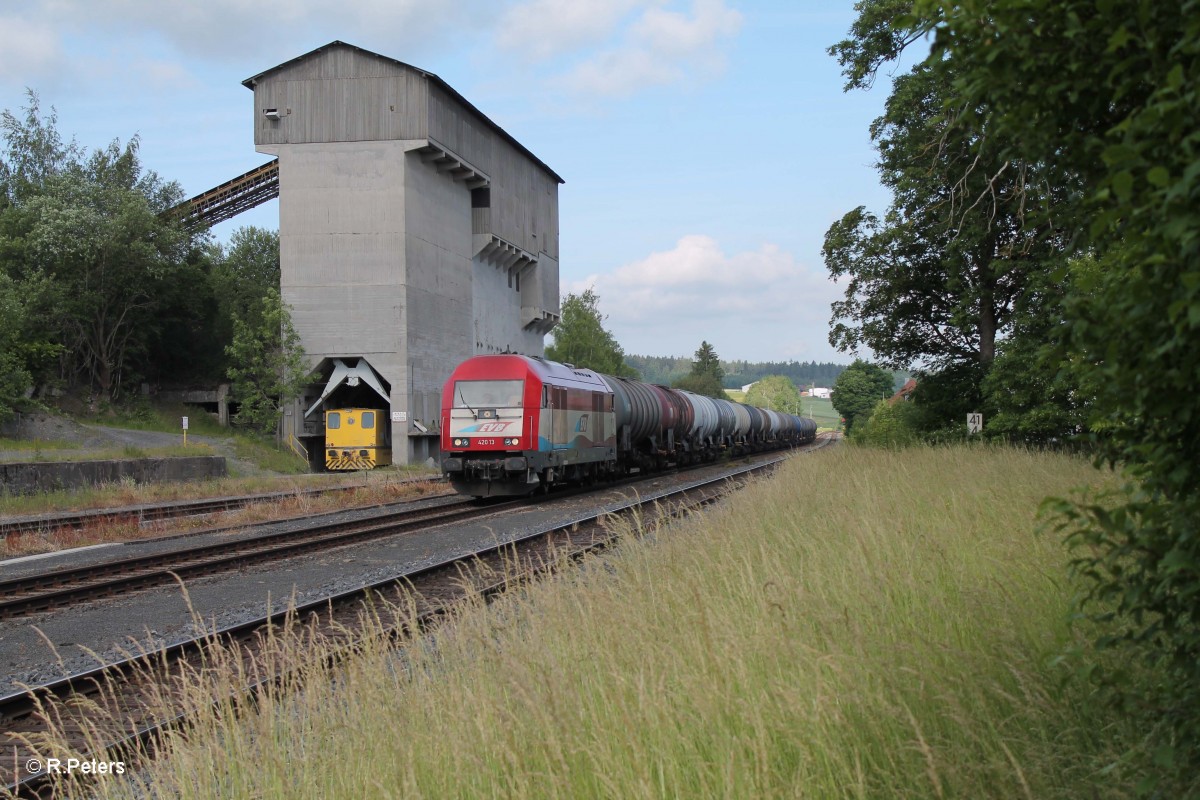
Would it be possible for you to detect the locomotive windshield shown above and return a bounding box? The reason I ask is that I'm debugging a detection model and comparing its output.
[453,380,524,408]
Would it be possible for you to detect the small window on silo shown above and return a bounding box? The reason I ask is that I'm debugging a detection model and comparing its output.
[471,187,490,208]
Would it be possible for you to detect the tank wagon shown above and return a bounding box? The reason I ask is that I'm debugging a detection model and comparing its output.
[440,354,817,497]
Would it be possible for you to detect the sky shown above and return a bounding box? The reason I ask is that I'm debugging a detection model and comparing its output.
[0,0,903,365]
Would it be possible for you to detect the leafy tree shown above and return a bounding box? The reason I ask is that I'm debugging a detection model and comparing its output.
[922,2,1200,780]
[0,90,82,201]
[981,257,1095,447]
[673,341,729,399]
[849,0,1200,781]
[822,59,1065,372]
[0,276,33,420]
[545,288,638,378]
[852,397,920,447]
[225,289,307,434]
[744,375,802,414]
[143,250,224,385]
[210,227,280,329]
[0,92,202,401]
[831,359,892,433]
[207,226,280,375]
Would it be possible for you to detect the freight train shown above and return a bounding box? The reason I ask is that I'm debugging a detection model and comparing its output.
[440,354,817,497]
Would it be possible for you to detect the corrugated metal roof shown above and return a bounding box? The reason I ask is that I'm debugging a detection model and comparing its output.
[242,40,564,185]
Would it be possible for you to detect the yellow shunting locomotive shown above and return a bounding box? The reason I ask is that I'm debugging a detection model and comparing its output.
[325,407,392,470]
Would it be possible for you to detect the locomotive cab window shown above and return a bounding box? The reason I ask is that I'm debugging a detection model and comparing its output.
[453,380,524,408]
[327,412,341,429]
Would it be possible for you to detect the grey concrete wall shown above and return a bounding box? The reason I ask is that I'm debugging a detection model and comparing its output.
[278,141,408,375]
[260,44,561,467]
[401,151,474,463]
[0,457,227,496]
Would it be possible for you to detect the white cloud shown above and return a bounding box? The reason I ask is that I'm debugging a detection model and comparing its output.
[553,0,742,98]
[2,0,740,108]
[496,0,647,62]
[569,235,845,361]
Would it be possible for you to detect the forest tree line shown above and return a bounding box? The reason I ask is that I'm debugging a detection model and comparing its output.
[625,354,849,391]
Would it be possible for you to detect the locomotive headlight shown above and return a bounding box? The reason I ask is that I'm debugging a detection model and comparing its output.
[453,438,468,447]
[504,437,520,447]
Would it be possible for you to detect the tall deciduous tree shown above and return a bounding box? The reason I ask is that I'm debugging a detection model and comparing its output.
[0,275,33,420]
[545,289,638,378]
[823,61,1065,371]
[210,226,280,325]
[208,226,281,371]
[831,359,893,433]
[1,92,201,401]
[744,375,801,414]
[916,0,1200,779]
[850,0,1200,780]
[225,289,308,434]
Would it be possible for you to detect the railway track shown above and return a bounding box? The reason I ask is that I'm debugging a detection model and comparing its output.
[0,475,444,540]
[0,457,784,799]
[0,496,519,621]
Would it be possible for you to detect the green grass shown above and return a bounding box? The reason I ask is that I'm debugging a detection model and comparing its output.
[798,396,842,429]
[78,444,1157,800]
[0,437,77,452]
[96,401,230,437]
[0,442,216,463]
[59,400,310,475]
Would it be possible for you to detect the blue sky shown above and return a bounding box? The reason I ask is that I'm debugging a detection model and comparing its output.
[0,0,900,364]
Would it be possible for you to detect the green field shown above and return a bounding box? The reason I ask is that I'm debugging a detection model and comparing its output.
[80,444,1159,800]
[798,396,841,429]
[722,392,841,431]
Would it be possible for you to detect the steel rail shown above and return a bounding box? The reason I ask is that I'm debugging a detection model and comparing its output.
[0,497,519,621]
[0,476,444,540]
[1,456,786,798]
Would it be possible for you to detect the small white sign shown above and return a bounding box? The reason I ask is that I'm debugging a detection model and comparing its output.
[391,411,407,422]
[967,412,982,434]
[182,416,189,431]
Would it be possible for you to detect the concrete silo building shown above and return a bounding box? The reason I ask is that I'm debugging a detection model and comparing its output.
[242,42,562,466]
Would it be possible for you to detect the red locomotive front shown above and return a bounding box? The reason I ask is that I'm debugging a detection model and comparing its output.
[441,355,616,497]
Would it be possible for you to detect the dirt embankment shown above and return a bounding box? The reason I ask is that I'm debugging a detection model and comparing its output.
[0,412,271,476]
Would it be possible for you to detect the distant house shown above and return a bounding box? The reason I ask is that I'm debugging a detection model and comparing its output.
[888,378,917,404]
[811,387,832,399]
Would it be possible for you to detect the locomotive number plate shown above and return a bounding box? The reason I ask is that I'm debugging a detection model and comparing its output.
[476,439,495,446]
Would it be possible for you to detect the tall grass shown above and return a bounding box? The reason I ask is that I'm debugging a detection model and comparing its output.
[68,446,1146,799]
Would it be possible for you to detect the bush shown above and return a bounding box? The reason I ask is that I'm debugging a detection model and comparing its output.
[852,398,920,447]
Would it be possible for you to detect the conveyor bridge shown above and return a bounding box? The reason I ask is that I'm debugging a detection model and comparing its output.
[172,159,279,229]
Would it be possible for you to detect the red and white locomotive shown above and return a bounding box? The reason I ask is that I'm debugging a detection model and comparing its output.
[440,354,817,497]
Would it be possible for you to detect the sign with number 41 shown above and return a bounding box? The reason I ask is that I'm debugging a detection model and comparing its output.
[967,412,983,434]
